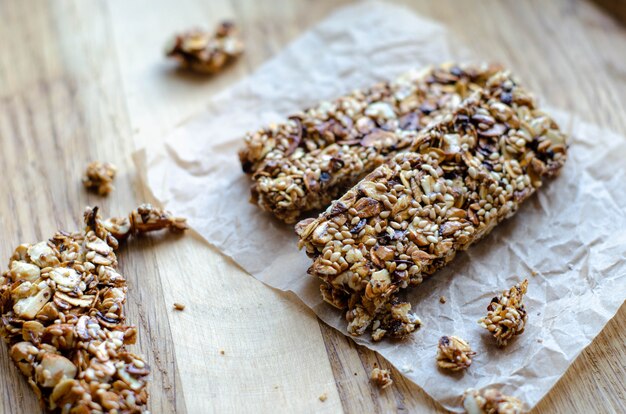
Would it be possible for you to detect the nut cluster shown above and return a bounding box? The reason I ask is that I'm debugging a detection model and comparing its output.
[82,161,117,196]
[239,63,503,223]
[462,388,525,414]
[436,335,476,371]
[166,21,244,73]
[478,279,528,347]
[0,205,186,412]
[297,71,567,341]
[369,367,393,389]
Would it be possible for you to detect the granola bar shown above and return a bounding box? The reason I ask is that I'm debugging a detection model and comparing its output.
[297,71,567,340]
[478,279,528,347]
[166,21,244,74]
[239,63,502,223]
[0,205,186,412]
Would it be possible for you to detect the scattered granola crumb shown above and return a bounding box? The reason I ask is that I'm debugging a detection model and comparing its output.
[101,203,187,241]
[439,295,447,304]
[166,21,244,74]
[531,270,538,277]
[436,335,476,371]
[537,338,543,344]
[319,393,327,402]
[370,367,393,389]
[173,303,185,311]
[478,279,528,347]
[82,161,117,196]
[219,349,225,355]
[462,388,524,414]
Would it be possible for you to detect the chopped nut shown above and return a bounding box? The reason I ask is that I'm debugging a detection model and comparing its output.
[9,261,41,282]
[370,367,393,389]
[36,353,77,387]
[439,295,447,304]
[166,21,244,74]
[436,335,476,371]
[102,216,132,240]
[297,71,566,341]
[478,280,528,347]
[319,393,327,402]
[13,286,52,319]
[1,205,188,411]
[82,161,117,196]
[173,303,185,311]
[462,388,525,414]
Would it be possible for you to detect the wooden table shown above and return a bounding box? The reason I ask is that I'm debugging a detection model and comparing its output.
[1,1,624,412]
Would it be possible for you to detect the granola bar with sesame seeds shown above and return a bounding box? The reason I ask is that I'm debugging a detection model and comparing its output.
[296,71,567,341]
[0,205,186,413]
[239,63,502,223]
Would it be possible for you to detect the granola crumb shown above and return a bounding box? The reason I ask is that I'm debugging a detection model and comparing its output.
[166,21,244,74]
[219,349,225,355]
[439,295,447,304]
[436,335,476,371]
[82,161,117,196]
[173,303,185,311]
[478,280,528,347]
[531,270,538,277]
[462,388,524,414]
[319,393,327,402]
[0,205,187,412]
[370,367,393,389]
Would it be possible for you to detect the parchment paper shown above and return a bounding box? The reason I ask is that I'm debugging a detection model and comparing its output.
[140,2,626,411]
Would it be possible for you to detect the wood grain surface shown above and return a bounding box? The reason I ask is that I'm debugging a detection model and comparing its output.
[1,1,624,413]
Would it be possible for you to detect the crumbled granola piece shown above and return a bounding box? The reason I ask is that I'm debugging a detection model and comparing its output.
[478,280,528,347]
[439,295,447,304]
[173,303,185,311]
[436,335,476,371]
[462,388,525,414]
[318,393,327,402]
[0,205,187,412]
[82,161,117,196]
[129,203,188,234]
[298,71,567,340]
[241,63,503,223]
[166,21,243,74]
[370,367,393,389]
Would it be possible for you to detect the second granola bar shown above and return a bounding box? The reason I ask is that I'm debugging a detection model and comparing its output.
[239,63,501,223]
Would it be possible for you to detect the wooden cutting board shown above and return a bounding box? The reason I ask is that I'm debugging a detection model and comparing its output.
[0,0,624,412]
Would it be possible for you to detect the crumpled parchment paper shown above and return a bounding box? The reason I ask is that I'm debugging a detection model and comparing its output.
[140,1,626,411]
